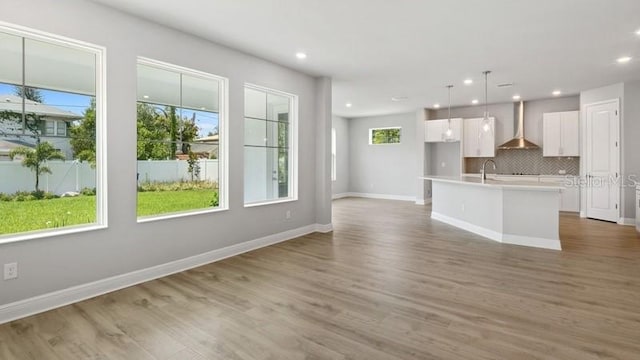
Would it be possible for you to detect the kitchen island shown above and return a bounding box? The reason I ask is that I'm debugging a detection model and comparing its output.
[421,175,563,250]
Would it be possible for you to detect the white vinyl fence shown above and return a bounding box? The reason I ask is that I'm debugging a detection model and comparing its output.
[0,159,219,195]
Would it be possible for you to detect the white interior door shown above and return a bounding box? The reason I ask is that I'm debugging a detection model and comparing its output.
[585,100,620,222]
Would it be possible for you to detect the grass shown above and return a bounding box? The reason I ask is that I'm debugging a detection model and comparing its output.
[0,189,218,235]
[0,196,96,235]
[136,189,216,217]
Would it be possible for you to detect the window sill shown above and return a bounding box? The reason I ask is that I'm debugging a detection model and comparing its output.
[0,223,108,245]
[244,197,298,208]
[137,206,229,223]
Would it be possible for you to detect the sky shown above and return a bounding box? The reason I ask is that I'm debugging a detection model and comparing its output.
[0,83,219,138]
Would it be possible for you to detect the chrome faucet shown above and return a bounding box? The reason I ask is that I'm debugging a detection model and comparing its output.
[481,159,497,182]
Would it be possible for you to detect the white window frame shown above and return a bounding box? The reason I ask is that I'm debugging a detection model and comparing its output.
[136,57,229,222]
[244,83,298,207]
[44,120,66,137]
[369,126,402,145]
[0,21,107,244]
[331,128,337,182]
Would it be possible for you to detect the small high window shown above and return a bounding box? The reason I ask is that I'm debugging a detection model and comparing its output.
[369,127,401,145]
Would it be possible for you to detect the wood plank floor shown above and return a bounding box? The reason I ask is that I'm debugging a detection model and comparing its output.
[1,197,639,359]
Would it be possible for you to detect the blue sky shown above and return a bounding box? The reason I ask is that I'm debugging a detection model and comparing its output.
[1,83,219,138]
[0,83,91,115]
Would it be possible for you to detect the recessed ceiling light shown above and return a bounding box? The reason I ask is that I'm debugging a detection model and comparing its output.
[471,99,479,105]
[635,29,640,35]
[464,79,473,85]
[391,96,408,102]
[295,52,307,59]
[617,56,632,64]
[552,90,562,96]
[512,95,521,100]
[200,107,206,110]
[433,104,440,109]
[345,102,352,108]
[143,95,149,99]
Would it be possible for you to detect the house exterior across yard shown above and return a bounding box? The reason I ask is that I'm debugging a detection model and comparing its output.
[0,94,82,160]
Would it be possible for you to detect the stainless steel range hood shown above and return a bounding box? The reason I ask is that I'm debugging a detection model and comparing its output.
[497,101,539,150]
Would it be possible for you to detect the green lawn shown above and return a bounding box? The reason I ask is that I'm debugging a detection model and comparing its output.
[137,189,216,217]
[0,189,217,235]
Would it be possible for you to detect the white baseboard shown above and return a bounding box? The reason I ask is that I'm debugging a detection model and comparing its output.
[431,212,561,251]
[618,217,636,226]
[415,198,432,205]
[332,193,350,200]
[315,223,333,233]
[0,223,329,325]
[344,192,416,202]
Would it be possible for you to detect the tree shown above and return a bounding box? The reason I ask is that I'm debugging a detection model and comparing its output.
[166,106,178,159]
[186,151,200,181]
[137,103,170,160]
[14,86,44,103]
[9,141,65,192]
[180,112,198,154]
[372,128,400,144]
[69,98,96,166]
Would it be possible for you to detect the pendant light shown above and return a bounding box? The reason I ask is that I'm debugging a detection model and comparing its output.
[481,70,492,132]
[445,85,454,138]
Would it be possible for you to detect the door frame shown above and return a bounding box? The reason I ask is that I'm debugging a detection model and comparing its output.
[580,98,621,222]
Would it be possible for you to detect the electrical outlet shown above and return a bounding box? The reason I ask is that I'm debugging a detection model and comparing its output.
[4,262,18,280]
[285,210,291,220]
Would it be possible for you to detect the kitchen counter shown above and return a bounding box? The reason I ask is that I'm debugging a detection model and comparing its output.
[421,175,562,191]
[420,176,562,250]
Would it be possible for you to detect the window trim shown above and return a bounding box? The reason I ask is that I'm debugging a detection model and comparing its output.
[0,21,108,244]
[369,126,402,145]
[135,57,229,221]
[243,83,298,207]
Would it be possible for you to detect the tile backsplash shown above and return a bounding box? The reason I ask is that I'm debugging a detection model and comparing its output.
[464,149,579,175]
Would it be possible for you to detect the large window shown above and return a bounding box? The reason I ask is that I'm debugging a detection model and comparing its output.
[136,58,227,219]
[0,26,105,240]
[244,84,297,205]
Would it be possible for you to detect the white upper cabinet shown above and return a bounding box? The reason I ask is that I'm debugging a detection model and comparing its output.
[463,117,495,157]
[543,111,579,157]
[425,118,462,142]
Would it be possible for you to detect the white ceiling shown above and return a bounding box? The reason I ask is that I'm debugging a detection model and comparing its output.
[91,0,640,118]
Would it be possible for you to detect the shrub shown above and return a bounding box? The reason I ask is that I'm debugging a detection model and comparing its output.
[210,191,219,207]
[138,180,218,192]
[0,190,60,202]
[80,187,96,196]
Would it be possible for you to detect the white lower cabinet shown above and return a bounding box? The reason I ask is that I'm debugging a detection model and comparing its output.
[539,177,579,212]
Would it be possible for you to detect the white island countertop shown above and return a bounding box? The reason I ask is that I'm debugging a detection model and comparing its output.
[420,175,563,192]
[421,175,562,250]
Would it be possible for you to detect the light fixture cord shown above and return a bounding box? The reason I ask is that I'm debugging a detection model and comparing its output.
[447,85,452,123]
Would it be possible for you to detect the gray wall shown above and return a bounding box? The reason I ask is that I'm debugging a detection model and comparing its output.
[348,112,417,198]
[0,0,330,306]
[331,115,350,196]
[428,142,461,176]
